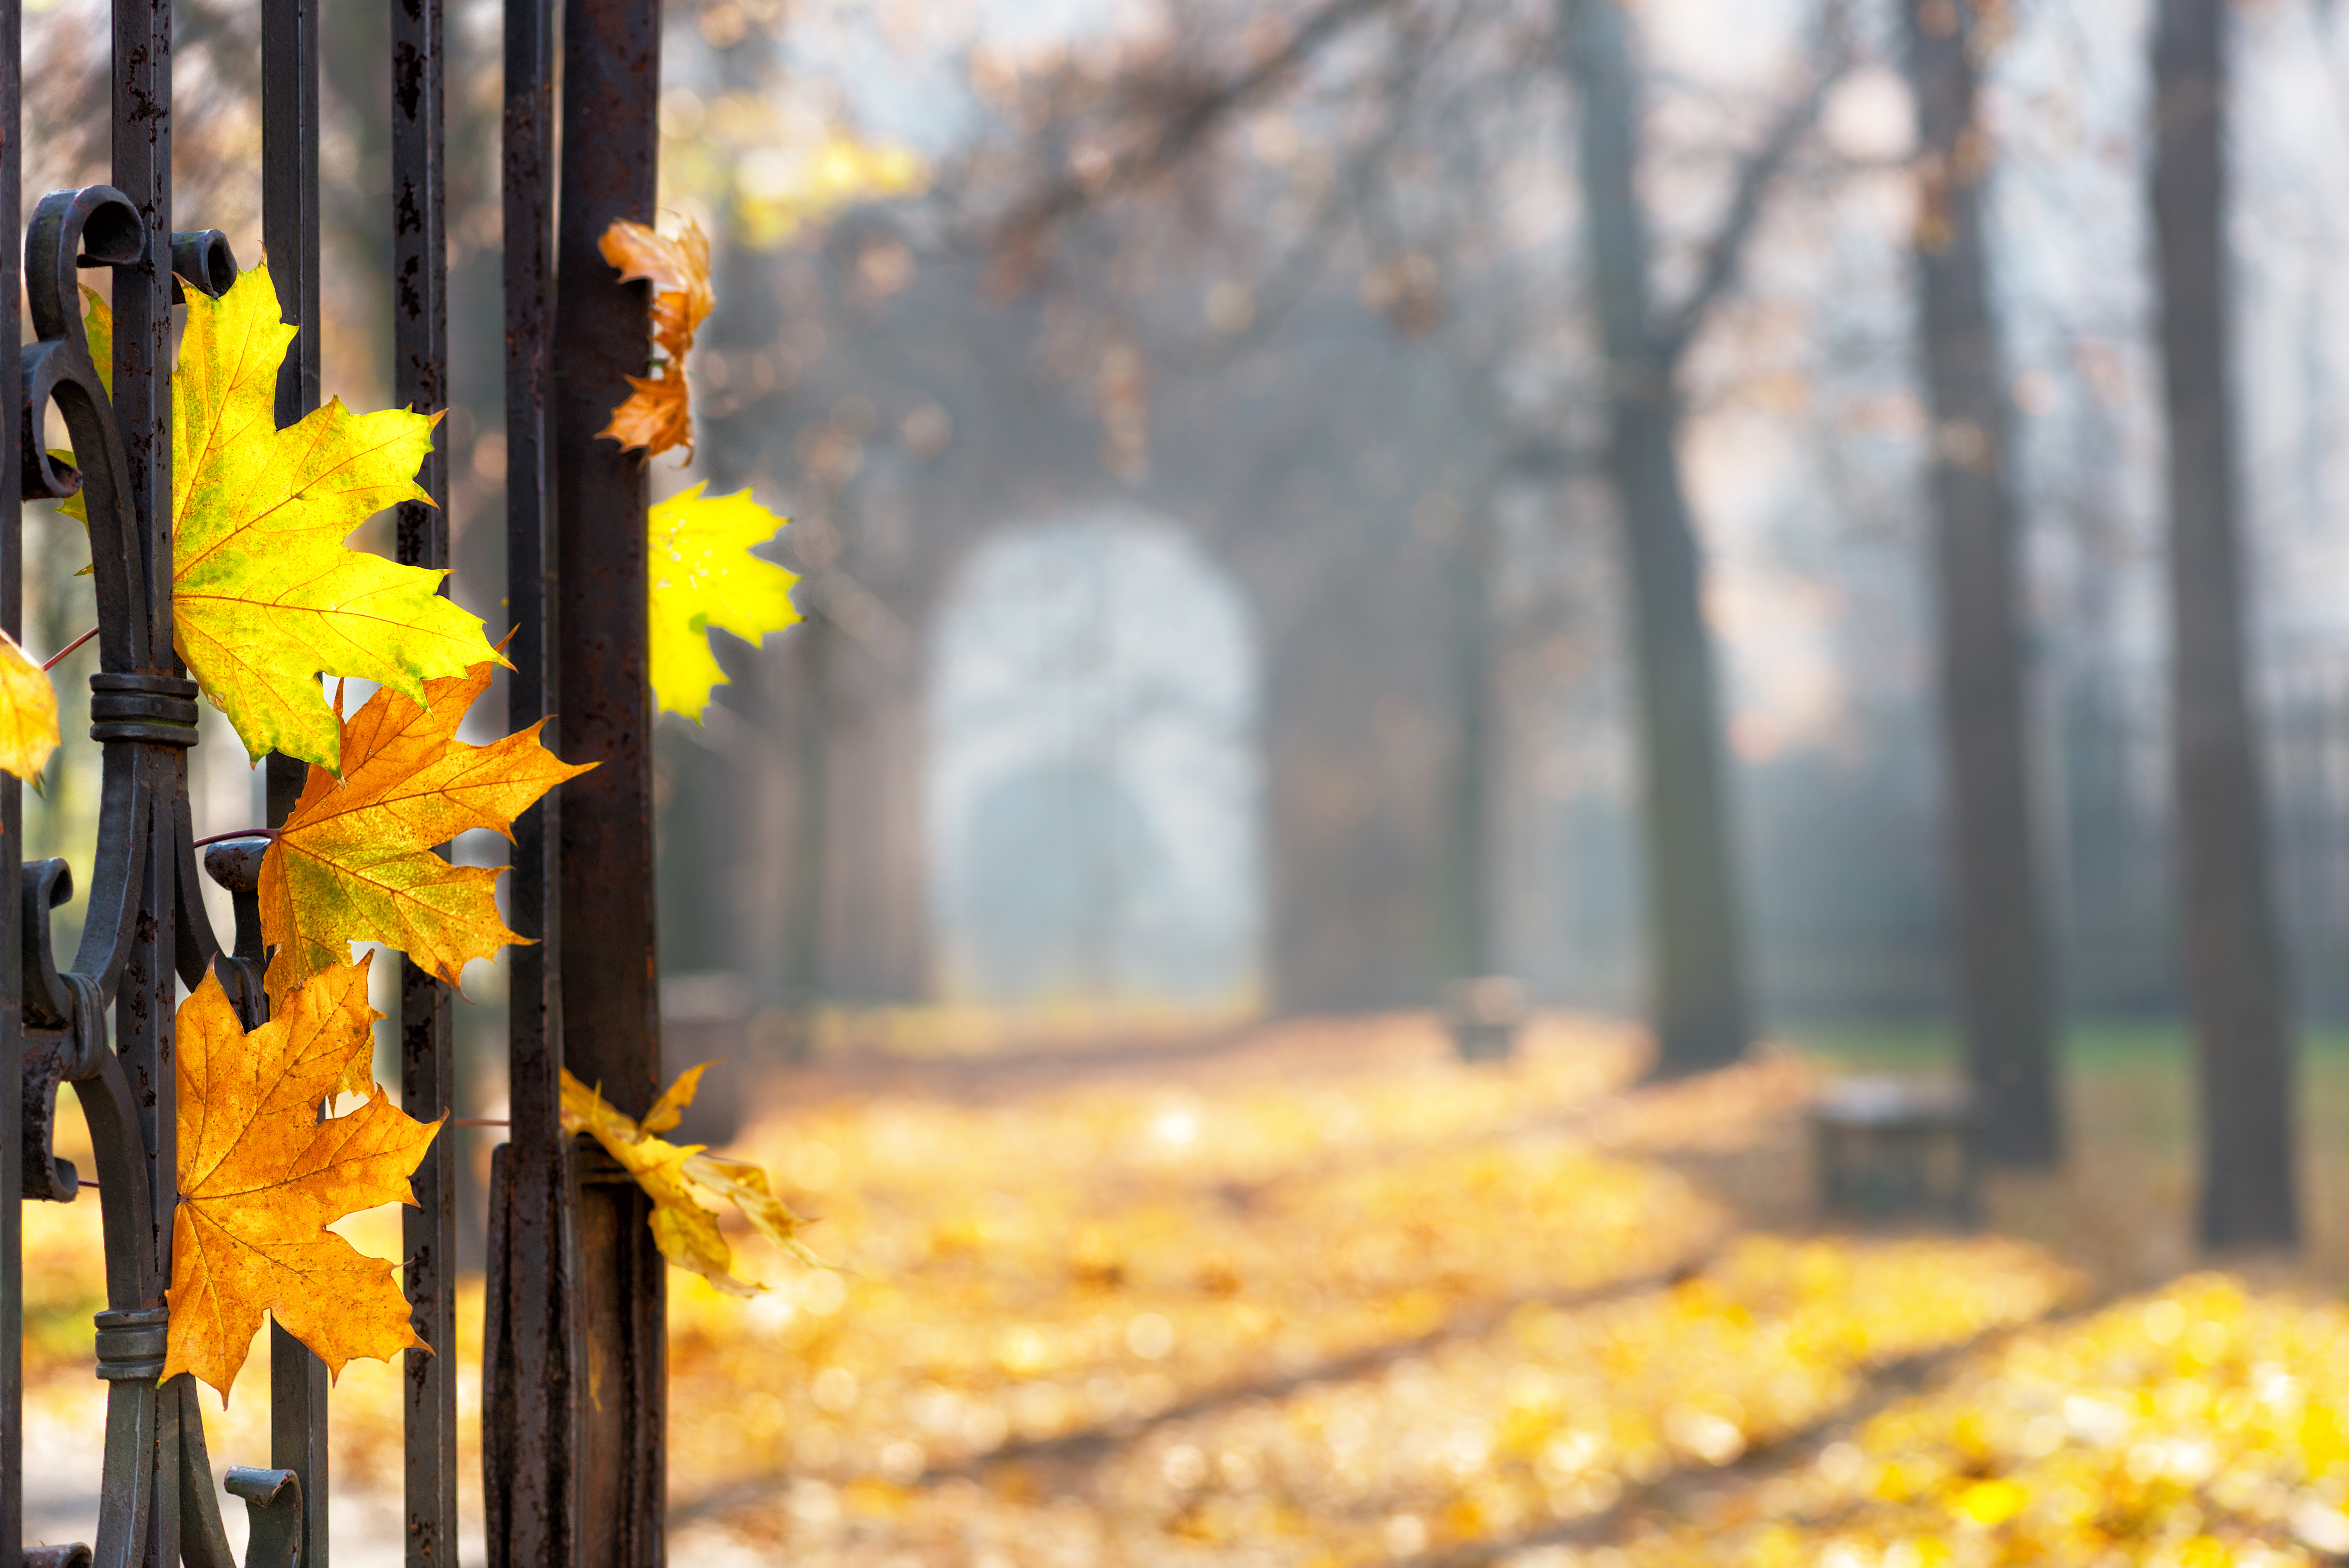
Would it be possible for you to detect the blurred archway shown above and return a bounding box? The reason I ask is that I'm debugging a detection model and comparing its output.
[930,509,1261,1005]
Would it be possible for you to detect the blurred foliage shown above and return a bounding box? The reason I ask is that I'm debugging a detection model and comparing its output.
[655,64,923,250]
[28,1018,2349,1565]
[1598,1275,2349,1568]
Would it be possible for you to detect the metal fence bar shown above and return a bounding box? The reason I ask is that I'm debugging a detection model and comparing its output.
[262,0,320,423]
[260,0,331,1554]
[553,0,665,1555]
[0,0,22,1554]
[8,0,671,1550]
[390,0,458,1554]
[555,0,661,1111]
[261,0,319,850]
[111,0,168,547]
[483,0,579,1550]
[111,0,185,1560]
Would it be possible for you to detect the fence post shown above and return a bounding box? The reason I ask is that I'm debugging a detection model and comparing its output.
[486,0,668,1558]
[483,0,582,1553]
[390,0,459,1553]
[2,0,666,1550]
[0,0,21,1553]
[259,0,333,1551]
[552,0,667,1555]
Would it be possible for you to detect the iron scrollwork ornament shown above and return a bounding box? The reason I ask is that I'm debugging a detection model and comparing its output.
[15,186,304,1568]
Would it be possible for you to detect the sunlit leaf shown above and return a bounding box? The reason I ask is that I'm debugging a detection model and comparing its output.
[172,262,502,768]
[562,1066,820,1295]
[53,284,109,529]
[162,955,441,1403]
[0,630,60,785]
[648,483,799,721]
[258,659,592,1011]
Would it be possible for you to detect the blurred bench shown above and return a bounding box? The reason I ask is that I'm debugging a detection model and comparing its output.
[1810,1076,1977,1227]
[1447,976,1526,1062]
[662,970,752,1145]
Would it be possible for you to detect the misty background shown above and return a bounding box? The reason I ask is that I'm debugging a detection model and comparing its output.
[18,0,2349,1080]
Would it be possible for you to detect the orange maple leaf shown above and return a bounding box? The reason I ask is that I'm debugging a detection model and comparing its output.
[258,660,593,1012]
[162,955,443,1403]
[598,216,712,460]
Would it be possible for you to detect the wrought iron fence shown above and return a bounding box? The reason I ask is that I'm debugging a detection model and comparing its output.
[0,0,671,1558]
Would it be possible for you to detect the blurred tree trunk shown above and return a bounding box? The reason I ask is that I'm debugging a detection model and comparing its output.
[1439,499,1497,999]
[1561,0,1750,1075]
[2151,0,2299,1249]
[1903,0,2059,1166]
[658,124,770,996]
[690,18,836,1059]
[780,614,831,1060]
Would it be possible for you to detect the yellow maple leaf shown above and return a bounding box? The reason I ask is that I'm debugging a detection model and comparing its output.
[638,1061,708,1135]
[0,630,59,785]
[678,1150,824,1268]
[649,484,800,721]
[173,263,503,769]
[561,1067,820,1297]
[598,217,712,461]
[76,284,109,390]
[162,954,442,1403]
[258,659,592,1012]
[53,285,109,529]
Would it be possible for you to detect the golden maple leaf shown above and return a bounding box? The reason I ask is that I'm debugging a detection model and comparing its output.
[162,954,442,1403]
[562,1066,820,1296]
[52,285,110,529]
[0,630,59,785]
[598,217,712,460]
[173,263,503,769]
[258,659,592,1011]
[649,484,800,721]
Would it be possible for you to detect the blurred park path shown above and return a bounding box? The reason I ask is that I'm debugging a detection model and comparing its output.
[22,1011,2349,1565]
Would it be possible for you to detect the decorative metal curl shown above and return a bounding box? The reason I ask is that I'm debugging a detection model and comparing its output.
[14,188,302,1568]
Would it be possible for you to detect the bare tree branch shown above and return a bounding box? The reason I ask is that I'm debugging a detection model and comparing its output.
[994,0,1403,257]
[1654,0,1855,368]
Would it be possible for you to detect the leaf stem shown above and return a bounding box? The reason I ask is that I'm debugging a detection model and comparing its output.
[41,627,97,671]
[189,827,281,849]
[449,1117,510,1127]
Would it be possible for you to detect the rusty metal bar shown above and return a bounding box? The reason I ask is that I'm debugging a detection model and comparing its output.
[390,0,458,1553]
[111,0,169,567]
[556,0,661,1113]
[258,0,314,817]
[111,0,183,1560]
[570,1152,665,1568]
[0,0,22,1556]
[260,0,330,1553]
[128,842,181,1568]
[262,0,319,423]
[483,0,579,1550]
[554,0,665,1553]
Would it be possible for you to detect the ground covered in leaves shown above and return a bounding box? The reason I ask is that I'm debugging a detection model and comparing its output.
[22,1012,2349,1565]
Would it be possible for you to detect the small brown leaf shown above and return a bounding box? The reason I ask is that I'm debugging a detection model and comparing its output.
[598,217,712,460]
